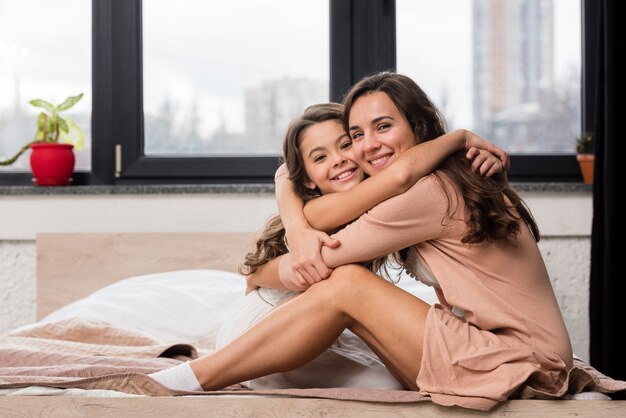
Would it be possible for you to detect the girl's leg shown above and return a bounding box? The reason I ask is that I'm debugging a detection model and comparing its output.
[191,264,430,391]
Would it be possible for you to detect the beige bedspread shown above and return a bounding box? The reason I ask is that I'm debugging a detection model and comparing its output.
[1,318,624,408]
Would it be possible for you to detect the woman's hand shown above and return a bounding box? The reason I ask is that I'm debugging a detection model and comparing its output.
[462,130,510,177]
[284,226,340,285]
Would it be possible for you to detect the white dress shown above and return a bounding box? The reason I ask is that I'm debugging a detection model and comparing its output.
[215,287,404,390]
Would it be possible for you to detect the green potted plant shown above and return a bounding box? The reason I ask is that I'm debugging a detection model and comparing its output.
[575,131,594,185]
[0,93,85,186]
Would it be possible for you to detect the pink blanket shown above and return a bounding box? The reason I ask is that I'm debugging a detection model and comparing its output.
[1,318,624,408]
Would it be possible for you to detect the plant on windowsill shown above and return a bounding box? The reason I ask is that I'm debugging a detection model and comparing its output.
[575,131,594,185]
[0,93,84,186]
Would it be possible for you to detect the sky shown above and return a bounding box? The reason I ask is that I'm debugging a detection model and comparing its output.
[141,0,329,135]
[0,0,581,140]
[0,0,91,113]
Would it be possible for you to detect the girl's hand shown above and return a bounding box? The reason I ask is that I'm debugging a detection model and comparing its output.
[278,253,313,291]
[284,226,340,285]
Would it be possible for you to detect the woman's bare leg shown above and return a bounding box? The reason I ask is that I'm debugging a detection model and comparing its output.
[191,264,430,390]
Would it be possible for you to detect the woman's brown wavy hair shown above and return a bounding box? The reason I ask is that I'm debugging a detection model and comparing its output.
[239,103,345,275]
[341,71,540,252]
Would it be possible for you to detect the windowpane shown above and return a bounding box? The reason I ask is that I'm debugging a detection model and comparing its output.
[397,0,581,153]
[143,0,329,156]
[0,0,91,172]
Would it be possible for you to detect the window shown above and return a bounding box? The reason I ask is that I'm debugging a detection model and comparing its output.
[0,0,595,186]
[142,0,329,157]
[0,0,91,174]
[106,0,393,184]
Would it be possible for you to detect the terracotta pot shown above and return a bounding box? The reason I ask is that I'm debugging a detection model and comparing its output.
[576,153,594,185]
[29,143,75,186]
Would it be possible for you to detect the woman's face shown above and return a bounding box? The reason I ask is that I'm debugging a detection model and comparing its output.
[299,120,365,195]
[347,91,417,176]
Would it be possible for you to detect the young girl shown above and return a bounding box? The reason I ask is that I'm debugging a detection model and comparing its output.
[215,102,401,390]
[149,99,508,394]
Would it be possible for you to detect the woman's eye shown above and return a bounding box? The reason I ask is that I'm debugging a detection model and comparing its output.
[377,123,390,131]
[351,132,363,141]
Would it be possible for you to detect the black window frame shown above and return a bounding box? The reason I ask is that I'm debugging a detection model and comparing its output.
[0,0,593,186]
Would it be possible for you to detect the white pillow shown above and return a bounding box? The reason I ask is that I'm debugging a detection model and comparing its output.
[39,268,436,346]
[41,269,246,344]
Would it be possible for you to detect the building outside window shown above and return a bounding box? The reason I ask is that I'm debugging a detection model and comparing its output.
[397,0,581,154]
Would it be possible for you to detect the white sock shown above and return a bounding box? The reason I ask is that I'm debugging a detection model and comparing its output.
[148,362,203,392]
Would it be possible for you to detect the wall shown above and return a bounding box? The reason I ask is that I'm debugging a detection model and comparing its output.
[0,189,593,360]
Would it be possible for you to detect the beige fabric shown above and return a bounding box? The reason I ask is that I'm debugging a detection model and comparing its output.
[0,317,624,407]
[320,174,619,410]
[0,317,426,401]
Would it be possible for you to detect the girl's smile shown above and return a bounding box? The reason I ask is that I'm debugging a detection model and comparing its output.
[299,120,364,194]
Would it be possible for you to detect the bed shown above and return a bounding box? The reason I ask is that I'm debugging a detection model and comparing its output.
[1,232,625,417]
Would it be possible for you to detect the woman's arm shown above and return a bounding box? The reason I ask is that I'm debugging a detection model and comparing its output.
[277,177,446,286]
[319,177,446,269]
[303,129,508,232]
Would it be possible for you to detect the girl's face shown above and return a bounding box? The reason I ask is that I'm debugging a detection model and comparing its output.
[299,120,365,195]
[347,91,417,176]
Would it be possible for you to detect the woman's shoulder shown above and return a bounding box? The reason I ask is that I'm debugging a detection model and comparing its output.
[407,173,449,199]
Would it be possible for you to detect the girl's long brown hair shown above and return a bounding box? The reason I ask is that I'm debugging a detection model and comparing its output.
[239,103,344,275]
[341,71,539,249]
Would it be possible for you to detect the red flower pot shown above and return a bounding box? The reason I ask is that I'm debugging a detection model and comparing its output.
[29,143,75,186]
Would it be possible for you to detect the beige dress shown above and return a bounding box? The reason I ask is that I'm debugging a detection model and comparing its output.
[320,174,573,410]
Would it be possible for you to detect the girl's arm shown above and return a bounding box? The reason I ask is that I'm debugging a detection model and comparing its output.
[302,129,508,232]
[274,166,340,285]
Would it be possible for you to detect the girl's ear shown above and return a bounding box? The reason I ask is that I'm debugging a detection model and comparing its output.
[303,178,317,190]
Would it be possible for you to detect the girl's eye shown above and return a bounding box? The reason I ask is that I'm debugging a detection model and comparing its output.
[313,154,326,163]
[340,140,352,150]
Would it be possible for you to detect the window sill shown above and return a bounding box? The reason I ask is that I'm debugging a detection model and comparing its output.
[0,182,591,196]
